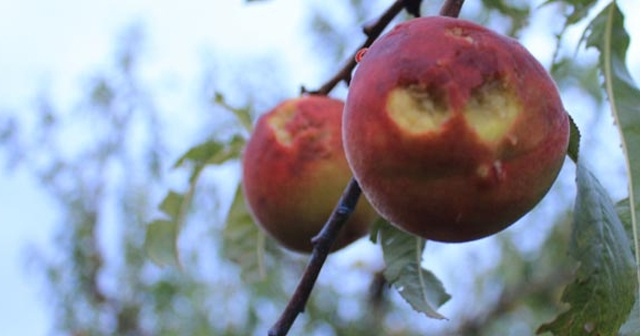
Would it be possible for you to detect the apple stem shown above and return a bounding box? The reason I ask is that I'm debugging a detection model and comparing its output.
[268,178,362,336]
[270,1,466,335]
[439,0,465,18]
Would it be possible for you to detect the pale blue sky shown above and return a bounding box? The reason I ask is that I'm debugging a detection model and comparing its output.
[0,1,309,334]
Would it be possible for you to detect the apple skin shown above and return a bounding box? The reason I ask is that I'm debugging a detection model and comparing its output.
[242,96,378,253]
[343,16,569,243]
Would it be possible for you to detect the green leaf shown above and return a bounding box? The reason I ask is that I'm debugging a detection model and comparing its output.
[173,135,245,170]
[146,135,245,268]
[567,113,581,163]
[537,160,636,335]
[616,198,637,256]
[616,198,640,334]
[144,219,180,268]
[159,190,186,218]
[222,185,266,283]
[619,296,640,335]
[368,217,385,244]
[144,191,191,268]
[378,220,450,319]
[586,1,640,307]
[214,92,253,133]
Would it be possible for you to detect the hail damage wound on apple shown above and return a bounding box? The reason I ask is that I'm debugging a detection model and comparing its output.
[343,16,569,243]
[242,96,378,253]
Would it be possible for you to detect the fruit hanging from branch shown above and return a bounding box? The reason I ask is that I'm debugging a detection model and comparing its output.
[242,96,378,253]
[343,16,569,243]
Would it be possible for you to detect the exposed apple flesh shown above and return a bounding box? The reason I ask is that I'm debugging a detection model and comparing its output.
[242,96,377,253]
[343,16,569,243]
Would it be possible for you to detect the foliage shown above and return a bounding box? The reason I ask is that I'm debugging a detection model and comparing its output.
[2,0,640,335]
[377,220,450,319]
[7,25,225,335]
[222,185,267,283]
[538,160,636,335]
[584,2,640,300]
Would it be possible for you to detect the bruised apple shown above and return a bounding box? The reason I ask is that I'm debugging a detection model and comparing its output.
[242,96,378,253]
[343,16,569,243]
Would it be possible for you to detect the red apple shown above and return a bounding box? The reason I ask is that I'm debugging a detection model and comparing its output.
[242,96,378,253]
[343,16,569,243]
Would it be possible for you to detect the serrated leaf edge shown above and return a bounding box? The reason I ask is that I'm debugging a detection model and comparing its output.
[597,2,640,308]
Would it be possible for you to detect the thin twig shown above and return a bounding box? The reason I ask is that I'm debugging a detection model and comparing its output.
[269,0,466,335]
[439,0,465,17]
[304,0,412,95]
[268,178,362,336]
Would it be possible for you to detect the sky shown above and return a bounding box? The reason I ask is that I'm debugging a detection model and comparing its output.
[1,0,640,335]
[0,1,308,334]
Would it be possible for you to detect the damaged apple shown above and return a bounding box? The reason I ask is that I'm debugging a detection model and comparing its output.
[343,16,569,242]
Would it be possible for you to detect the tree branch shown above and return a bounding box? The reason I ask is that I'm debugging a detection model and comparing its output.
[270,1,466,335]
[268,178,362,336]
[304,0,409,95]
[439,0,465,17]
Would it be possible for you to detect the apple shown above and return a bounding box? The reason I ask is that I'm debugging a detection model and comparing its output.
[343,16,569,243]
[242,96,378,253]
